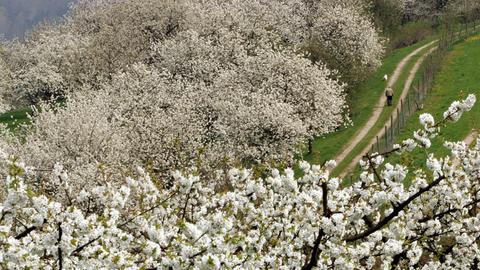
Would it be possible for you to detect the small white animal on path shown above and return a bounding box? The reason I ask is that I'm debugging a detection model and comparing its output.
[383,74,388,81]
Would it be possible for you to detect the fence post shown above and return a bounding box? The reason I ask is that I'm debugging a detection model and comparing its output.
[424,78,427,97]
[385,126,388,150]
[397,108,400,134]
[407,94,411,116]
[423,73,427,92]
[415,88,419,107]
[418,77,422,97]
[400,99,404,126]
[390,115,394,141]
[417,81,421,100]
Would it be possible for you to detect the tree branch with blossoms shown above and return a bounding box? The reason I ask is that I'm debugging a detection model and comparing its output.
[0,94,478,269]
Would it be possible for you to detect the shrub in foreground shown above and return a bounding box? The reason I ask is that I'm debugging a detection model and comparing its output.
[0,95,478,269]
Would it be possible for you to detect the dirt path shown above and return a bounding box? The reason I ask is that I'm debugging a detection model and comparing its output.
[339,45,439,178]
[463,131,478,146]
[333,40,438,175]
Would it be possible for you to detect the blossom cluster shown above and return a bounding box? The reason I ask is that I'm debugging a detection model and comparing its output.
[0,96,478,269]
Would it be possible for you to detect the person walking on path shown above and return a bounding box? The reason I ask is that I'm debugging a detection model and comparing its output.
[385,87,394,106]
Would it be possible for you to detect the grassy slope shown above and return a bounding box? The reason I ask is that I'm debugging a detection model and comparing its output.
[384,34,480,174]
[302,37,435,170]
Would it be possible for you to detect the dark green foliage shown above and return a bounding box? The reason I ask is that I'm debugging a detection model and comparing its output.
[371,0,403,35]
[389,20,436,50]
[0,107,31,130]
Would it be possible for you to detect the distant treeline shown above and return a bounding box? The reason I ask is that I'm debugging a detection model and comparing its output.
[0,0,75,39]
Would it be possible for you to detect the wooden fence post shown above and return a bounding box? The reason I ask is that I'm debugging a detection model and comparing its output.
[417,88,421,106]
[400,99,404,125]
[385,126,388,150]
[397,108,400,133]
[390,115,394,141]
[417,81,421,100]
[407,94,411,116]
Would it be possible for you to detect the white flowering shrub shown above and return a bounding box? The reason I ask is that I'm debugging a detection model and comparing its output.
[0,27,92,104]
[0,1,387,185]
[307,3,385,85]
[7,96,131,195]
[0,0,187,102]
[0,0,384,103]
[0,96,478,269]
[8,57,345,191]
[5,0,375,188]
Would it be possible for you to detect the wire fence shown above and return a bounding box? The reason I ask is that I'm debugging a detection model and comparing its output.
[366,21,479,156]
